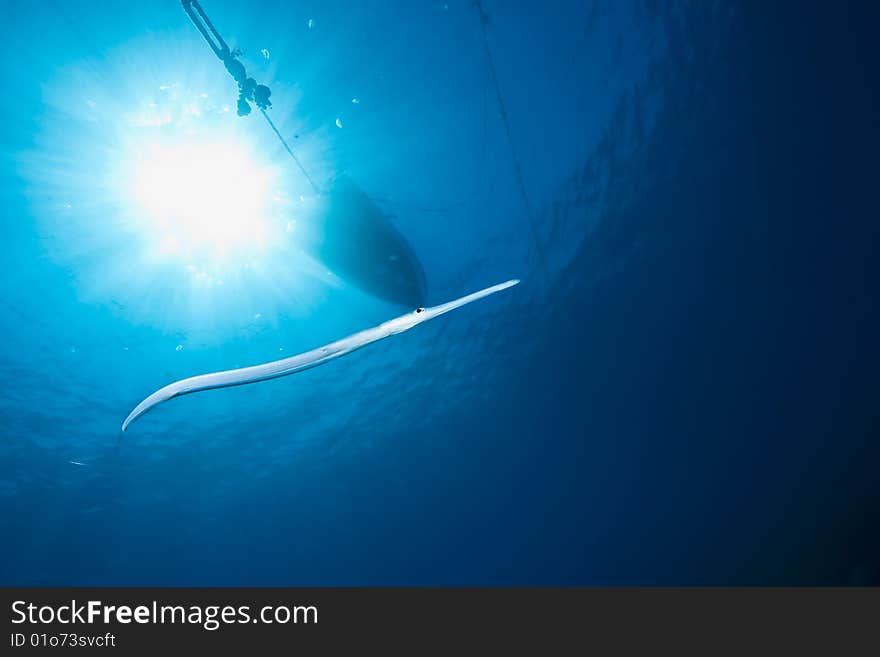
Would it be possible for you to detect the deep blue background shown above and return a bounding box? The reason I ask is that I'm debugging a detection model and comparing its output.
[0,1,877,584]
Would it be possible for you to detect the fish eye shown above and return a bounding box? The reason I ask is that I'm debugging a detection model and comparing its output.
[416,307,424,313]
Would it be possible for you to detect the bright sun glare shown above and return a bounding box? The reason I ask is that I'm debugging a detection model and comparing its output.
[131,139,278,265]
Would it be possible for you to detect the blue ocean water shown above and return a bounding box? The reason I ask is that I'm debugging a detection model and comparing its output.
[1,0,877,585]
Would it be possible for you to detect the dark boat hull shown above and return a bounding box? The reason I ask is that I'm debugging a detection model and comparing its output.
[297,176,427,307]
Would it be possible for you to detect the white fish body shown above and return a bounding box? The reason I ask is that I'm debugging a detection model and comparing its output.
[122,279,519,431]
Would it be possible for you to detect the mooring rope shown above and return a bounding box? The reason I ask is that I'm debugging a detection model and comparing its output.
[183,1,319,193]
[260,108,320,193]
[474,0,549,283]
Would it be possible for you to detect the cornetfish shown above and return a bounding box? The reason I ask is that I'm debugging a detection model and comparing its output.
[122,279,519,431]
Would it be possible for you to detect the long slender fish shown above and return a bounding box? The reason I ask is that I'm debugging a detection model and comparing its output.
[122,279,519,431]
